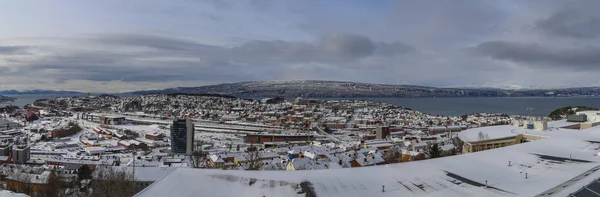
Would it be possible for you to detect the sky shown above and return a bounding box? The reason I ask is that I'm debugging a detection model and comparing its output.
[1,0,600,92]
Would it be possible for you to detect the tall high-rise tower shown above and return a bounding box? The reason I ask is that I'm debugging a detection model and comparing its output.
[170,119,194,155]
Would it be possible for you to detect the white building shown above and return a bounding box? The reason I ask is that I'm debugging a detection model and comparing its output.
[576,110,600,122]
[85,147,105,155]
[513,119,548,131]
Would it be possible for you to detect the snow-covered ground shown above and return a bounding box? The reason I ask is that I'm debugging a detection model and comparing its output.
[196,132,244,148]
[137,125,600,197]
[117,124,166,136]
[107,122,246,149]
[0,190,28,197]
[547,119,580,129]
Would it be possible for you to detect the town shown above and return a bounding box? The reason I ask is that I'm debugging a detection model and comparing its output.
[0,93,524,196]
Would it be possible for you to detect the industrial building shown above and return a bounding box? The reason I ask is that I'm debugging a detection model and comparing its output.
[511,119,548,131]
[567,114,587,122]
[553,112,600,130]
[576,110,600,122]
[428,125,466,135]
[99,116,126,125]
[245,133,314,144]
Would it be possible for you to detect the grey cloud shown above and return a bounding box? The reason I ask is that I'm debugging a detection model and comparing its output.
[42,53,121,65]
[201,12,223,21]
[473,41,600,68]
[229,40,317,63]
[3,48,178,82]
[376,42,414,56]
[229,34,381,64]
[26,62,190,83]
[89,33,411,64]
[206,0,232,10]
[9,49,255,83]
[0,46,29,55]
[535,8,600,39]
[88,34,219,52]
[319,34,375,59]
[45,65,185,83]
[248,0,274,12]
[5,33,413,84]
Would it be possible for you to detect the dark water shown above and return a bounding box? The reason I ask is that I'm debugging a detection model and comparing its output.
[323,97,600,117]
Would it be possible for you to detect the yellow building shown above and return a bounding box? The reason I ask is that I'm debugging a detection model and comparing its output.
[459,125,547,153]
[209,155,225,168]
[6,171,51,195]
[462,135,519,153]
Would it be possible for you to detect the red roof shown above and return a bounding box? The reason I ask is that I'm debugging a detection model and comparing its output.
[26,110,37,118]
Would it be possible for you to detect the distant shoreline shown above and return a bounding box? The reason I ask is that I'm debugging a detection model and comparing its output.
[3,93,600,117]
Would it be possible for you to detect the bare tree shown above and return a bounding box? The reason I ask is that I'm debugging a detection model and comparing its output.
[452,137,464,154]
[245,145,263,170]
[245,151,263,170]
[384,147,400,164]
[190,140,206,168]
[40,170,66,197]
[90,167,138,197]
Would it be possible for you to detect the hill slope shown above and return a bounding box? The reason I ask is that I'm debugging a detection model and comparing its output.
[130,80,600,98]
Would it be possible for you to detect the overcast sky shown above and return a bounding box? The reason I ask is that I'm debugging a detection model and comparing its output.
[1,0,600,92]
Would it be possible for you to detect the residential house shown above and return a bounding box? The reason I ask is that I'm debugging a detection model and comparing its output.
[208,155,225,169]
[24,111,39,122]
[286,158,316,171]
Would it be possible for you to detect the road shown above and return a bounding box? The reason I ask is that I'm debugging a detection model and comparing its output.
[346,109,361,129]
[314,124,340,144]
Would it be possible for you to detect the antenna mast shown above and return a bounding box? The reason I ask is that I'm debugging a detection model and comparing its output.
[526,106,534,118]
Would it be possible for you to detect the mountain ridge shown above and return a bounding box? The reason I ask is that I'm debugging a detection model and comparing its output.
[3,81,600,98]
[128,80,600,98]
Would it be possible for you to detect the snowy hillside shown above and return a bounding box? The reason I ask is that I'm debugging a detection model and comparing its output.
[130,80,600,98]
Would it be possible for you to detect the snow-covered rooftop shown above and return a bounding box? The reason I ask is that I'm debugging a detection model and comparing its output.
[137,126,600,197]
[547,119,580,129]
[458,125,524,143]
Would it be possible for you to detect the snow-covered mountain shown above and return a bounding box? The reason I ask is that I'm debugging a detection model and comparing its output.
[129,80,600,98]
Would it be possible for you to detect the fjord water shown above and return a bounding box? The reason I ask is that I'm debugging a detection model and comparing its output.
[330,97,600,117]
